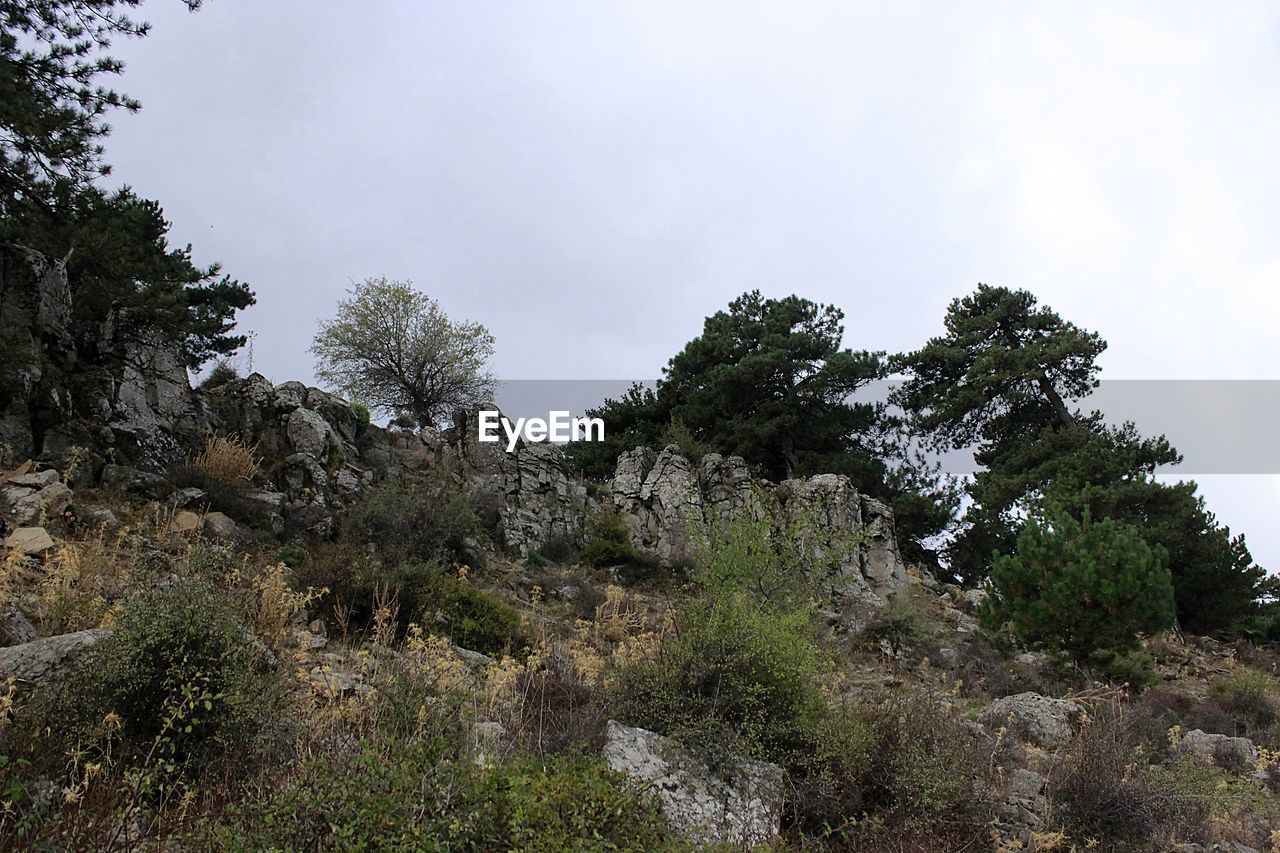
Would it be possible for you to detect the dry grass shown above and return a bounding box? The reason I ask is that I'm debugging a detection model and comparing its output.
[189,434,259,487]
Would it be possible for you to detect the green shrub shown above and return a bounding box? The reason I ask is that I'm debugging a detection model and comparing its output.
[659,418,712,465]
[855,692,996,844]
[614,593,826,765]
[1091,647,1160,692]
[60,582,276,769]
[200,737,676,850]
[980,508,1175,662]
[860,590,939,657]
[198,360,240,390]
[1209,668,1278,731]
[1044,706,1192,840]
[420,570,526,657]
[344,476,477,566]
[579,510,636,568]
[350,401,371,434]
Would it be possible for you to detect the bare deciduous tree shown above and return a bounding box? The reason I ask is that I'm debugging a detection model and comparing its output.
[312,277,495,427]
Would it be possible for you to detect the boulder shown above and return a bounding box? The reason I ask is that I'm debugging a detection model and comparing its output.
[170,510,201,534]
[202,511,239,540]
[1176,729,1258,772]
[602,720,783,846]
[981,692,1084,750]
[4,526,56,555]
[0,629,110,683]
[79,506,122,532]
[9,481,72,525]
[7,469,58,489]
[287,407,334,459]
[0,609,37,645]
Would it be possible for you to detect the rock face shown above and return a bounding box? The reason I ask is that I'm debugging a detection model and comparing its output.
[981,692,1084,750]
[0,629,110,683]
[610,446,909,603]
[442,409,590,555]
[602,720,784,846]
[0,245,207,470]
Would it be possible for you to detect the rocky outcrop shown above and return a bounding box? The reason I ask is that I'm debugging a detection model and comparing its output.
[1176,729,1259,772]
[610,445,909,603]
[443,409,589,555]
[0,245,207,470]
[981,692,1084,750]
[602,720,784,846]
[0,629,110,683]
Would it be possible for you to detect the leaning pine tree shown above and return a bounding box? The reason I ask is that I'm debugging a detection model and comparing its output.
[979,506,1175,663]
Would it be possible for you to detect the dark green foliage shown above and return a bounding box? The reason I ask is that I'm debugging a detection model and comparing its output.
[3,186,254,367]
[419,570,526,657]
[58,582,274,767]
[201,737,676,850]
[563,382,667,479]
[661,290,885,481]
[0,0,163,211]
[980,508,1176,661]
[343,476,477,566]
[350,401,371,434]
[893,284,1104,452]
[578,510,637,567]
[896,285,1264,632]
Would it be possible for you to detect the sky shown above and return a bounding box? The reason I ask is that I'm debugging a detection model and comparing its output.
[102,1,1280,566]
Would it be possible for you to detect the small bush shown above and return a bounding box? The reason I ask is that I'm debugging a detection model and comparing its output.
[535,533,579,565]
[860,590,939,657]
[1047,709,1201,845]
[1091,647,1160,692]
[350,401,371,434]
[198,360,240,390]
[579,510,636,568]
[344,476,476,566]
[1209,668,1278,732]
[200,736,675,850]
[854,691,996,845]
[56,583,277,771]
[980,508,1176,663]
[189,434,259,488]
[421,570,526,657]
[659,418,712,465]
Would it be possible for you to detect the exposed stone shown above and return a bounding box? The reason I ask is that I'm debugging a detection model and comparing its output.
[170,510,201,534]
[1,609,37,645]
[173,487,208,508]
[602,720,783,846]
[469,721,509,768]
[1176,729,1258,772]
[7,469,58,489]
[981,692,1084,750]
[4,526,56,555]
[287,407,334,459]
[203,512,239,540]
[80,506,122,532]
[9,481,72,525]
[0,629,110,683]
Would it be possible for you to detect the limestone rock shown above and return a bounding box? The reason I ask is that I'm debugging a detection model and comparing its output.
[203,512,238,540]
[981,692,1084,750]
[0,629,110,683]
[9,481,72,525]
[1176,729,1258,772]
[7,469,58,489]
[287,407,334,459]
[79,506,121,532]
[1,610,37,645]
[602,720,783,846]
[4,526,55,555]
[170,510,201,533]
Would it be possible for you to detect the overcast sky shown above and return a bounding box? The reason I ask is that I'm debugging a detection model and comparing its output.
[103,1,1280,566]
